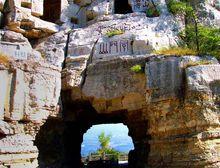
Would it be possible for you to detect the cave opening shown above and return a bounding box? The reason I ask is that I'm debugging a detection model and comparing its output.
[41,0,61,23]
[35,99,150,168]
[114,0,133,14]
[81,123,134,168]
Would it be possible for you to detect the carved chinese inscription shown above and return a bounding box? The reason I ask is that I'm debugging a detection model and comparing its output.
[98,40,132,55]
[132,0,151,12]
[96,22,147,34]
[0,42,31,60]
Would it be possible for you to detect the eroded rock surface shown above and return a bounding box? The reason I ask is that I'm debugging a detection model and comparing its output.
[0,31,62,167]
[0,0,220,168]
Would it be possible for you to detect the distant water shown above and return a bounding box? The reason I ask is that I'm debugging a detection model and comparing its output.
[81,123,134,156]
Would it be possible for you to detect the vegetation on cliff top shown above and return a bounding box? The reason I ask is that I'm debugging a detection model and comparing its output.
[154,47,198,56]
[167,0,220,59]
[180,25,220,59]
[184,60,212,68]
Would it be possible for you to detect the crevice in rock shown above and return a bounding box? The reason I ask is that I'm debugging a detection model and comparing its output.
[62,31,71,69]
[80,38,99,89]
[181,68,187,103]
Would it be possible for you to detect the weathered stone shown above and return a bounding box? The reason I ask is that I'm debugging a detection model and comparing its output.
[0,120,14,135]
[129,0,168,14]
[0,41,32,60]
[0,59,61,124]
[186,64,220,94]
[10,69,26,121]
[0,0,220,167]
[133,35,153,55]
[67,14,180,65]
[68,44,93,57]
[1,30,30,44]
[60,2,80,23]
[80,57,147,112]
[145,56,218,102]
[3,159,38,168]
[0,0,6,11]
[86,0,114,20]
[93,35,133,61]
[62,56,88,90]
[4,0,60,38]
[31,0,43,17]
[35,31,67,68]
[0,153,38,163]
[0,70,12,120]
[0,134,37,153]
[145,56,182,102]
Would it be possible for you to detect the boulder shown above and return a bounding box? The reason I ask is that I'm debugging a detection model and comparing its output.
[35,31,67,68]
[186,64,220,94]
[145,56,218,102]
[3,0,59,38]
[0,30,42,61]
[67,13,180,64]
[0,133,37,153]
[0,121,14,135]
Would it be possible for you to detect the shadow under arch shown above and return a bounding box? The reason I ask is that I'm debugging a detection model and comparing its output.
[35,99,150,168]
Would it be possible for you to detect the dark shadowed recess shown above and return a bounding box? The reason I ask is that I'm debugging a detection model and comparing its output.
[41,0,61,23]
[114,0,133,14]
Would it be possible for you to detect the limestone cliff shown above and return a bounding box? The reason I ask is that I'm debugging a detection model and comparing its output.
[0,0,220,168]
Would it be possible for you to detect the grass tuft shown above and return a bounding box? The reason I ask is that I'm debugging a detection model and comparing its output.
[154,47,198,56]
[184,60,212,68]
[106,29,124,37]
[130,64,144,73]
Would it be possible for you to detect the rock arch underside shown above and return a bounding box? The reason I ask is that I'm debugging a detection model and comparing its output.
[0,0,220,168]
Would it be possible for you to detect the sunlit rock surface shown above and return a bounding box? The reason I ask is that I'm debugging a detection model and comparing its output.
[0,0,220,167]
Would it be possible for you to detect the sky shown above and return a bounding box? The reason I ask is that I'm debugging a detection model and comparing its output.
[81,123,134,156]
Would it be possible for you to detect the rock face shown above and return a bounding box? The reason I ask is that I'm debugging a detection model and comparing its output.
[61,55,220,168]
[0,31,61,167]
[0,0,220,168]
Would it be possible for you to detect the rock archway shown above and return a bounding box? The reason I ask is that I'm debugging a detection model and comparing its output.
[60,55,220,168]
[35,100,150,168]
[62,98,150,168]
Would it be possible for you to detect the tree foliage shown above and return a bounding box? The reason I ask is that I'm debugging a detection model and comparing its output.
[92,132,123,161]
[167,0,194,16]
[180,25,220,58]
[98,132,111,152]
[167,0,220,59]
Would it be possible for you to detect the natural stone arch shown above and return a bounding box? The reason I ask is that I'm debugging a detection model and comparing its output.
[34,91,150,168]
[61,55,220,168]
[34,53,220,168]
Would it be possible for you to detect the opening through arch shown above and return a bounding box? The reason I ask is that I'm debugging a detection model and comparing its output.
[81,123,134,167]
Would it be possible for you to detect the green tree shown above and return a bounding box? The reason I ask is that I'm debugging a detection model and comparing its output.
[98,132,111,156]
[168,0,199,51]
[167,0,220,59]
[94,132,122,161]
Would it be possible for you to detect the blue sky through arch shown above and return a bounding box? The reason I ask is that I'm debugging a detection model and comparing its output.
[81,123,134,156]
